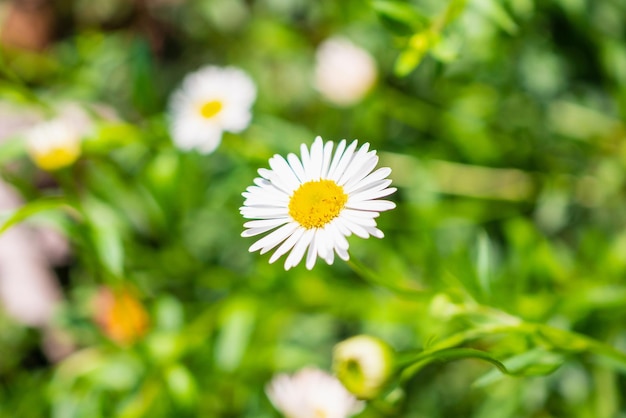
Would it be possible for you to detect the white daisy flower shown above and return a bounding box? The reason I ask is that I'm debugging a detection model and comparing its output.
[240,136,396,270]
[266,367,364,418]
[26,119,82,171]
[314,37,377,107]
[168,65,256,153]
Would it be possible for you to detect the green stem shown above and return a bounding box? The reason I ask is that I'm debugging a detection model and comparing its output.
[346,258,428,299]
[398,318,626,382]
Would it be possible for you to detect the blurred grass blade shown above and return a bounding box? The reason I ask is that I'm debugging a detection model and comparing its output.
[476,231,492,298]
[214,298,256,372]
[0,136,27,166]
[473,0,518,34]
[0,197,76,236]
[371,0,428,35]
[83,196,126,278]
[165,364,198,408]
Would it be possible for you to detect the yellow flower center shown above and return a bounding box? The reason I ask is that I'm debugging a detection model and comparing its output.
[199,100,223,119]
[314,409,328,418]
[288,179,347,229]
[30,144,81,171]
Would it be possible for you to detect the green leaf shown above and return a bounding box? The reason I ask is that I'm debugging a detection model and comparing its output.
[475,231,492,298]
[400,348,511,382]
[0,197,76,236]
[165,364,198,408]
[473,0,518,35]
[83,196,126,278]
[214,298,257,372]
[473,348,564,387]
[0,136,27,166]
[394,31,439,76]
[440,0,469,27]
[372,0,428,35]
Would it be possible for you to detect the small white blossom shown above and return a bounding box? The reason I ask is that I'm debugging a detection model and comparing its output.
[314,37,377,107]
[169,65,256,153]
[26,119,82,171]
[266,367,364,418]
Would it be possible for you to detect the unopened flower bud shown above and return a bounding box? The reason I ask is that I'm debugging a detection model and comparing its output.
[333,335,395,399]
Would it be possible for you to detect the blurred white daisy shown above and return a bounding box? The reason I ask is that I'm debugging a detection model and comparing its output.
[314,37,377,107]
[168,65,256,153]
[240,136,396,270]
[266,367,364,418]
[26,118,82,171]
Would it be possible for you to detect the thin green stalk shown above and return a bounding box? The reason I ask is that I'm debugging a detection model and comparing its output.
[346,257,428,299]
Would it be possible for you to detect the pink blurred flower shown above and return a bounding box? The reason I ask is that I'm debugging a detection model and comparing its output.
[266,367,364,418]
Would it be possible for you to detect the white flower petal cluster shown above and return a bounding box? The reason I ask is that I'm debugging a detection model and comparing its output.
[266,367,364,418]
[169,65,256,153]
[240,136,396,270]
[314,37,377,107]
[26,119,82,171]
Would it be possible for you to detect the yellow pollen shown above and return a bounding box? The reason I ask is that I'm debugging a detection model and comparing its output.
[288,179,347,229]
[199,100,223,119]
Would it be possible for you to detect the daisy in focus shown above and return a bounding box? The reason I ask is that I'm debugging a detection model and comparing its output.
[266,367,364,418]
[26,118,82,171]
[168,65,256,154]
[240,136,396,270]
[314,37,377,107]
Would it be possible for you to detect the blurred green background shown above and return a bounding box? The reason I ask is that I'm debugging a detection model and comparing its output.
[1,0,626,417]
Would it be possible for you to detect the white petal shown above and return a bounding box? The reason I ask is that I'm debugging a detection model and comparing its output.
[348,186,397,202]
[328,140,358,181]
[307,136,324,181]
[340,208,379,220]
[345,167,392,193]
[315,228,329,259]
[240,207,289,219]
[326,221,349,251]
[242,226,277,237]
[339,215,370,238]
[242,218,290,237]
[258,168,298,195]
[364,226,384,238]
[320,140,334,179]
[243,218,290,229]
[306,230,319,270]
[300,142,311,181]
[341,212,377,227]
[346,200,396,212]
[249,222,298,253]
[338,153,377,187]
[269,155,301,190]
[287,153,306,182]
[336,246,350,261]
[284,228,315,270]
[326,139,347,179]
[325,247,335,265]
[269,227,305,264]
